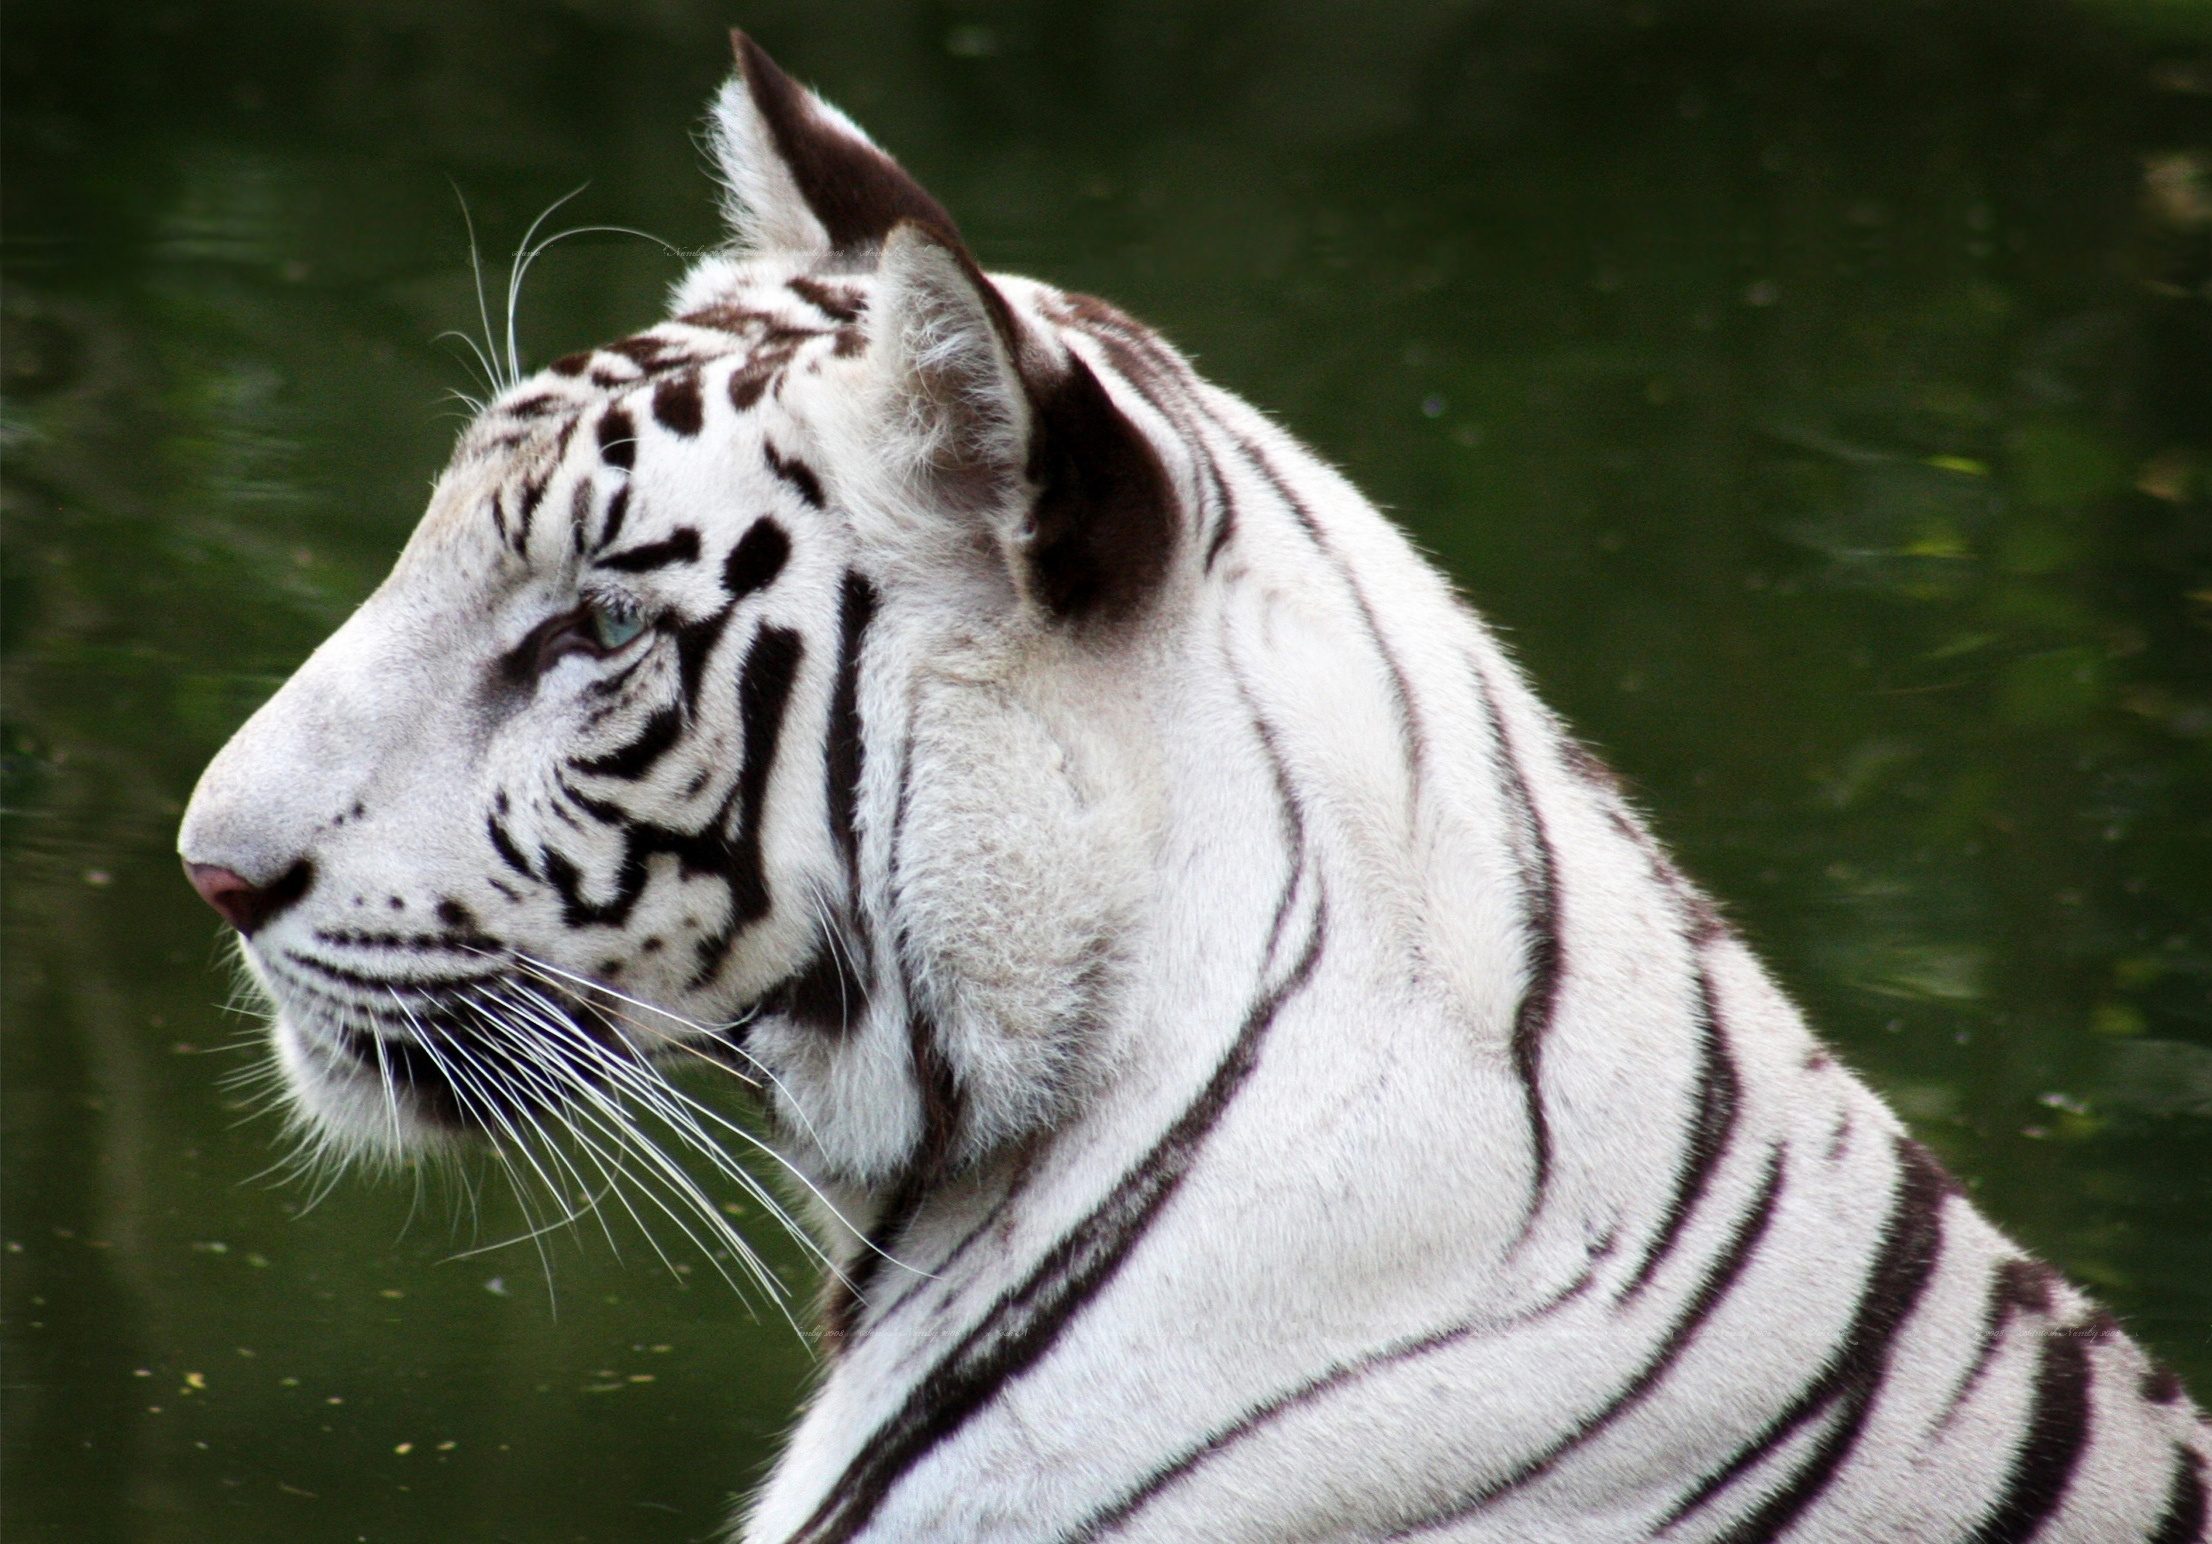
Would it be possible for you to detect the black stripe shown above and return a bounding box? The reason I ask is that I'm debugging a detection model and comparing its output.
[1667,1136,1955,1540]
[1965,1320,2096,1544]
[1228,431,1425,785]
[729,354,779,412]
[604,333,685,369]
[514,475,545,553]
[582,693,637,732]
[1622,964,1739,1299]
[684,625,803,985]
[568,479,592,556]
[572,706,682,781]
[595,483,631,554]
[1201,448,1236,569]
[789,275,865,324]
[1083,1146,1782,1543]
[650,371,702,436]
[1471,663,1563,1228]
[909,1007,965,1174]
[596,405,636,470]
[787,893,1328,1544]
[826,572,877,900]
[724,517,792,599]
[596,527,700,573]
[1375,1147,1790,1540]
[486,814,534,879]
[501,389,568,420]
[2144,1366,2188,1406]
[765,441,827,508]
[1226,677,1310,964]
[860,1146,1047,1341]
[673,600,736,712]
[2150,1449,2207,1544]
[768,942,867,1035]
[531,627,801,948]
[1937,1257,2057,1431]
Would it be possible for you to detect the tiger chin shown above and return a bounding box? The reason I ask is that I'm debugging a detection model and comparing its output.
[179,30,2206,1544]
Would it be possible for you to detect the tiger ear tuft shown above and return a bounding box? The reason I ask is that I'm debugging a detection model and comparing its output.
[866,223,1176,625]
[868,223,1033,519]
[710,32,962,256]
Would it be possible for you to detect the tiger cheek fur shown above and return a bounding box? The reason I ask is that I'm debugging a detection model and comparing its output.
[179,30,2208,1544]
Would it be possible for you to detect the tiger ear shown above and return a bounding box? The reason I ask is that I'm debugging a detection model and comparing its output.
[865,223,1176,624]
[710,32,961,255]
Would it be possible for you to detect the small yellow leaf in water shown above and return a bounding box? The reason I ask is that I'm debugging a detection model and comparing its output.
[1923,455,1988,477]
[1901,529,1970,559]
[2138,449,2195,503]
[394,1442,413,1456]
[182,1372,206,1392]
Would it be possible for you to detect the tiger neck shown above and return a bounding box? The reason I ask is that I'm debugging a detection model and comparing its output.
[814,464,1558,1351]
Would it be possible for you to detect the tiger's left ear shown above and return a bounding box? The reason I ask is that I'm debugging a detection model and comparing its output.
[710,32,959,255]
[862,223,1175,625]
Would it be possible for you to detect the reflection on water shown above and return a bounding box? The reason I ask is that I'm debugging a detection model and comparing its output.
[6,1,2210,1537]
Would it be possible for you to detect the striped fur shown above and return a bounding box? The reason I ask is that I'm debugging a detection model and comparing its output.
[179,35,2208,1544]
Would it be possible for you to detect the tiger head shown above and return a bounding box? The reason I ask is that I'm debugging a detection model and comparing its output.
[177,35,1184,1200]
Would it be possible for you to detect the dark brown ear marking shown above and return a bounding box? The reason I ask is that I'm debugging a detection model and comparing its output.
[1022,347,1176,623]
[732,31,962,251]
[880,220,1175,624]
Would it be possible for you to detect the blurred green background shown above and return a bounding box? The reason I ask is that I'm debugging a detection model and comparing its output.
[5,1,2210,1538]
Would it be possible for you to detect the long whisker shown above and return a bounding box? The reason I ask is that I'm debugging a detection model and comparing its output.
[488,986,797,1302]
[451,183,505,395]
[473,997,779,1304]
[396,996,571,1310]
[496,971,848,1277]
[445,993,646,1270]
[491,951,841,1166]
[503,205,688,386]
[493,943,857,1161]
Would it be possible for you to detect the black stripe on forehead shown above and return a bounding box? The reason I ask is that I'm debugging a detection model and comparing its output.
[596,405,636,470]
[596,528,701,573]
[764,441,826,508]
[595,484,631,553]
[651,372,703,436]
[725,518,791,598]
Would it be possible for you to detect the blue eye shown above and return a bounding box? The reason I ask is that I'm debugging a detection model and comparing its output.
[588,598,646,651]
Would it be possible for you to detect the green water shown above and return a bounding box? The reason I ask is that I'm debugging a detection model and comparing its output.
[6,2,2210,1538]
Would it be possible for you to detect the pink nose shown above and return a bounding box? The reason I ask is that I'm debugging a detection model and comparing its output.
[183,860,313,936]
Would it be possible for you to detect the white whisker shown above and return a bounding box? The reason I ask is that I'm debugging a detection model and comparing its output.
[484,989,791,1305]
[450,184,506,395]
[497,975,842,1281]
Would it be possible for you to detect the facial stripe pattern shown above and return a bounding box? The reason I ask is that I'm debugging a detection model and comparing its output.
[175,29,2207,1544]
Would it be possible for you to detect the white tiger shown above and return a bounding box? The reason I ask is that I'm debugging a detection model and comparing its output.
[178,33,2208,1544]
